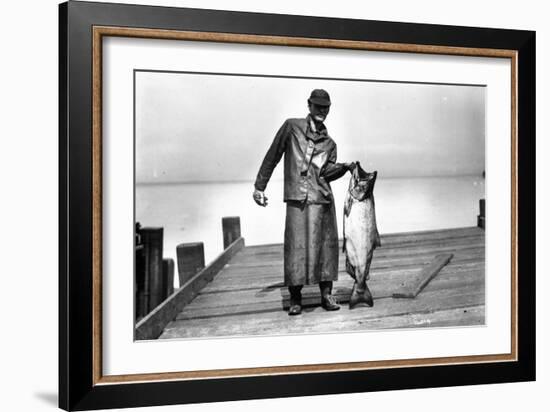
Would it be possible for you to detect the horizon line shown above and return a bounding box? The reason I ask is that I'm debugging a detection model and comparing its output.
[136,173,485,186]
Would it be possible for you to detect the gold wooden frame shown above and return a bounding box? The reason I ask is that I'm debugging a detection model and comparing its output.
[91,26,518,386]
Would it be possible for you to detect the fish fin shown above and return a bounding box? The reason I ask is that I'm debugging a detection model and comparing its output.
[342,211,346,253]
[375,229,382,248]
[344,194,353,217]
[346,257,356,279]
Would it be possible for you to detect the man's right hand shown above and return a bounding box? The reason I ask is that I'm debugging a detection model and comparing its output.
[253,189,268,207]
[345,162,357,172]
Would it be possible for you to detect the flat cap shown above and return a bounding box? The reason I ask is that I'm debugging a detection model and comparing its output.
[308,89,331,106]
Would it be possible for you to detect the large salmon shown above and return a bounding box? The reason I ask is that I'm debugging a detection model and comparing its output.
[343,163,381,308]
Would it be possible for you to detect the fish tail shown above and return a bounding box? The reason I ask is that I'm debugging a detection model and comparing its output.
[349,282,374,309]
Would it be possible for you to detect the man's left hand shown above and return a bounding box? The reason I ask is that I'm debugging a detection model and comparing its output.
[253,189,268,207]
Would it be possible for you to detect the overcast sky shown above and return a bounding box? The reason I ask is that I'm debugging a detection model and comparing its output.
[135,71,485,183]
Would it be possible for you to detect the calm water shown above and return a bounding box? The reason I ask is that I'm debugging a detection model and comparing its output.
[136,176,485,287]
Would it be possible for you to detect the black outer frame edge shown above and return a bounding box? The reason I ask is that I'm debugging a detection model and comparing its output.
[65,1,96,410]
[59,2,69,411]
[60,1,536,410]
[69,0,535,48]
[517,32,536,380]
[77,363,531,411]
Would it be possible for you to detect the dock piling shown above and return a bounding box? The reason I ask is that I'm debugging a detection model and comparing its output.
[162,258,175,299]
[135,244,146,321]
[222,216,241,249]
[477,199,486,229]
[140,227,164,312]
[177,242,205,287]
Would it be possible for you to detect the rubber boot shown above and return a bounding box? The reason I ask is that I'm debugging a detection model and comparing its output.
[319,281,340,311]
[288,285,303,316]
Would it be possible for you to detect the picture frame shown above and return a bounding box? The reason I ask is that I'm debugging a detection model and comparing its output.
[59,1,535,410]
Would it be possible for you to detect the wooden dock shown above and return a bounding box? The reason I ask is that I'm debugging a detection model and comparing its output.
[156,226,485,340]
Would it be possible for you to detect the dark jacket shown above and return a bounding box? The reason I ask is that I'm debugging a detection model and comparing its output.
[254,116,348,203]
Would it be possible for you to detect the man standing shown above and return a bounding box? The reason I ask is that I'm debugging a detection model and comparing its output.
[253,89,355,315]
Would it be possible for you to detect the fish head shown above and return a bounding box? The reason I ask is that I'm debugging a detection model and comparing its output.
[349,163,377,201]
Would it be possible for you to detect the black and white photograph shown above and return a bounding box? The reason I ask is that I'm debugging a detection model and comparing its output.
[134,70,486,340]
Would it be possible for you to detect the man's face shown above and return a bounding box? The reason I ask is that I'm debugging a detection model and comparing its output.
[308,102,330,123]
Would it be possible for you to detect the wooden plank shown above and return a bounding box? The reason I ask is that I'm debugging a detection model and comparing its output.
[198,257,484,299]
[210,254,483,282]
[392,253,454,298]
[373,233,484,250]
[378,226,482,244]
[234,236,482,262]
[388,305,485,329]
[216,305,484,332]
[210,285,482,330]
[157,227,485,336]
[157,226,485,341]
[243,269,482,313]
[238,234,483,257]
[238,227,482,253]
[135,237,245,340]
[161,285,484,339]
[362,241,483,258]
[175,301,286,322]
[239,236,485,264]
[203,260,484,302]
[176,270,484,320]
[216,251,484,280]
[227,246,480,270]
[279,266,481,310]
[225,245,483,271]
[236,236,485,263]
[232,235,484,264]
